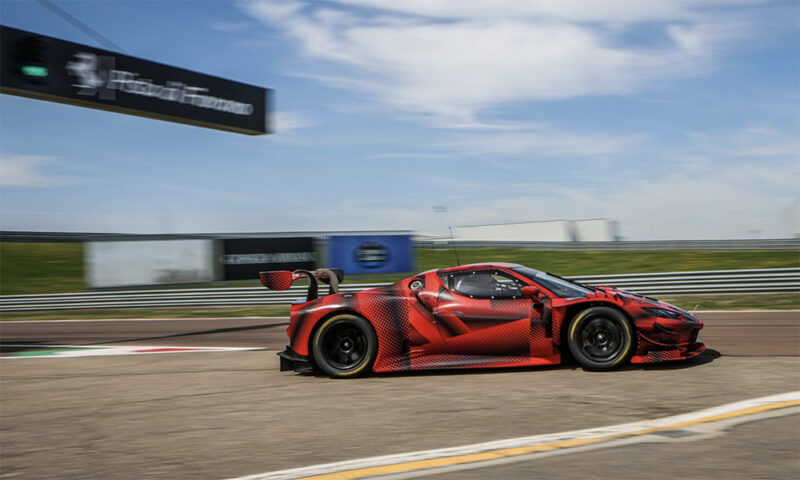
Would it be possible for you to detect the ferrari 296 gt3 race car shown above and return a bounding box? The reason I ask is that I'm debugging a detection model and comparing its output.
[260,263,705,378]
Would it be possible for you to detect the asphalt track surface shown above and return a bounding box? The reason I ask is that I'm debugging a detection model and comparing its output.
[1,311,798,479]
[1,311,798,355]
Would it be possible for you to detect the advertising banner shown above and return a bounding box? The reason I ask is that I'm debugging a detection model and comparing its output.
[326,235,413,274]
[1,26,270,135]
[222,238,316,280]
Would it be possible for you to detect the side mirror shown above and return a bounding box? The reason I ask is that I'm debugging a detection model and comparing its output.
[521,286,542,300]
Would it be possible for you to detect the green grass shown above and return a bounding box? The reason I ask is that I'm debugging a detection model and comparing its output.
[0,243,85,295]
[657,293,799,311]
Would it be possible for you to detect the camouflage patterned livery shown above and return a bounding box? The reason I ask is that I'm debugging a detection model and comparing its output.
[261,263,705,377]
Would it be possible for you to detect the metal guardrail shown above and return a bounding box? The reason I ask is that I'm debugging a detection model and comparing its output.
[1,268,797,312]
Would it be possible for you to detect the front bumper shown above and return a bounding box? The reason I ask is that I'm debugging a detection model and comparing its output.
[630,338,706,364]
[629,314,706,364]
[277,346,313,373]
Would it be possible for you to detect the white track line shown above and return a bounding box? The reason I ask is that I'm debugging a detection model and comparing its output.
[225,391,800,480]
[0,344,264,359]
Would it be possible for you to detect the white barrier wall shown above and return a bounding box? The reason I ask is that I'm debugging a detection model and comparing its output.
[86,240,215,288]
[573,219,617,241]
[454,220,574,242]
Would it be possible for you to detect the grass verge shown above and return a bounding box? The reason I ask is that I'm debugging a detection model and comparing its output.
[415,248,800,276]
[0,242,84,295]
[656,293,799,311]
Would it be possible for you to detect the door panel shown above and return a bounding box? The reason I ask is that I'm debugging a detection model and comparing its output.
[437,317,530,355]
[434,287,533,355]
[432,269,558,358]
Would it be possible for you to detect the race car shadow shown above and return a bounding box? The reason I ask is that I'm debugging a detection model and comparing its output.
[297,348,722,378]
[297,362,569,378]
[623,348,721,371]
[313,364,564,379]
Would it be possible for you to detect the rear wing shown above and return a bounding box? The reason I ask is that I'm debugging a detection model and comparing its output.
[259,268,345,302]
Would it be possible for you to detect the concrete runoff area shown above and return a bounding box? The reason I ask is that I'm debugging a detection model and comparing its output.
[222,391,800,480]
[425,413,800,480]
[0,312,798,479]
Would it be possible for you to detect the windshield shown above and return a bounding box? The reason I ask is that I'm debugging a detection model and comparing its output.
[512,267,593,298]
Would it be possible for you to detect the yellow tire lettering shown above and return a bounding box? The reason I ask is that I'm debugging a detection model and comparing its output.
[612,318,634,366]
[314,316,342,348]
[570,307,633,367]
[314,314,372,377]
[570,309,592,339]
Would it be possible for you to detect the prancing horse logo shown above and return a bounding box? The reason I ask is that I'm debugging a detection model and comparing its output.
[65,52,105,95]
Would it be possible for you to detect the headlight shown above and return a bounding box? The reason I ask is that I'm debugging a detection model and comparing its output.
[643,307,682,319]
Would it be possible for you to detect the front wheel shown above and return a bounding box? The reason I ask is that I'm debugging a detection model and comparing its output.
[567,307,634,371]
[311,314,377,378]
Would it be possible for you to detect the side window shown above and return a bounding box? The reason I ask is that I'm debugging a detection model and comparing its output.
[448,271,523,299]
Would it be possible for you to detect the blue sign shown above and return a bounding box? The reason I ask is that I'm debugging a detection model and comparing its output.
[327,235,414,274]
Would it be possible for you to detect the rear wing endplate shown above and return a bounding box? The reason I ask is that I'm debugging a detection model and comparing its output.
[259,268,344,302]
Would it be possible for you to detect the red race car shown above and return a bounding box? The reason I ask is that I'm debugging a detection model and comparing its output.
[260,263,705,378]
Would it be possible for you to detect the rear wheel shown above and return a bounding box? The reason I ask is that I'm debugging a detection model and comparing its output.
[567,307,634,371]
[312,314,377,378]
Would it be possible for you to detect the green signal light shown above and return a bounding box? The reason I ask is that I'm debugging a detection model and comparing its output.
[21,65,49,77]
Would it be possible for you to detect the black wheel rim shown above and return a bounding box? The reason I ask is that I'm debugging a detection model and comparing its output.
[320,321,368,371]
[579,317,625,362]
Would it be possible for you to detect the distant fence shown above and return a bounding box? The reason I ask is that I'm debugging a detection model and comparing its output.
[1,268,797,312]
[417,239,800,250]
[0,231,412,242]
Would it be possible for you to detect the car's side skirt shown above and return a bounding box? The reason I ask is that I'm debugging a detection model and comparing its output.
[373,353,561,373]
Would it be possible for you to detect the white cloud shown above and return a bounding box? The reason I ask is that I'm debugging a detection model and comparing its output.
[331,0,759,24]
[269,111,317,132]
[440,127,800,239]
[689,126,800,159]
[318,163,796,240]
[302,126,800,239]
[0,154,58,187]
[2,127,794,240]
[242,0,751,126]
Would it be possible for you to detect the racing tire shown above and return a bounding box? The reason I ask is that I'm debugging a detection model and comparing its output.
[311,314,377,378]
[567,307,634,371]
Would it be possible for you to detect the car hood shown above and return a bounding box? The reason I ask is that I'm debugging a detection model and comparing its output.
[594,285,697,319]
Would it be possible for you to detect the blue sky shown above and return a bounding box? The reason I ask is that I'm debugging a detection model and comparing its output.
[0,0,798,239]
